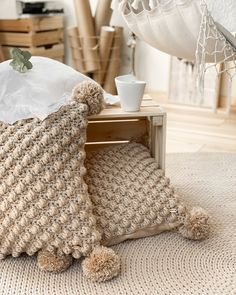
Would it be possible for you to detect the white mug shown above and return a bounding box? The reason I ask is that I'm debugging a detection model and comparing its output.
[115,75,146,112]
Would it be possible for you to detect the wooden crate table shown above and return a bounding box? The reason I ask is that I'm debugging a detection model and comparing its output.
[87,98,167,171]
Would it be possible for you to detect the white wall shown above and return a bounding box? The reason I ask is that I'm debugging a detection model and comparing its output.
[135,42,170,93]
[61,0,236,95]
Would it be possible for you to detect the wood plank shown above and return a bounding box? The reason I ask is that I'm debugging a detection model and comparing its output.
[89,106,165,119]
[0,30,64,47]
[31,16,63,32]
[0,32,30,46]
[167,128,236,153]
[166,138,203,153]
[2,44,64,59]
[85,142,128,152]
[0,19,33,32]
[29,43,64,58]
[87,119,148,142]
[32,30,64,46]
[0,45,4,62]
[167,112,224,126]
[168,121,236,139]
[199,144,236,153]
[0,16,63,32]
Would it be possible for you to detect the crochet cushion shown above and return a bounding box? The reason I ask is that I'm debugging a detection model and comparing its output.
[85,143,210,246]
[0,81,103,260]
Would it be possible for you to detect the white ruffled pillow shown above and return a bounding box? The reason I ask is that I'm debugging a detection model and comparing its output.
[0,57,90,124]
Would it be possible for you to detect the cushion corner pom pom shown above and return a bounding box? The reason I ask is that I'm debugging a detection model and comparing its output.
[37,249,73,273]
[82,246,120,282]
[72,81,105,116]
[179,207,210,241]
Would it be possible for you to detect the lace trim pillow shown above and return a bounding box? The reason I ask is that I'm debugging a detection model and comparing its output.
[85,143,210,246]
[0,81,119,283]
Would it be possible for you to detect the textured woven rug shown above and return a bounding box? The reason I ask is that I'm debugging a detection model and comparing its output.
[0,153,235,295]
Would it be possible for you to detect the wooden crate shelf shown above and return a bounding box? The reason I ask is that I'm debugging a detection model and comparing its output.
[87,98,167,171]
[0,16,63,33]
[0,16,64,62]
[0,30,64,47]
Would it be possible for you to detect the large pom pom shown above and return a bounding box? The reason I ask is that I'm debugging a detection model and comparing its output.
[37,249,73,273]
[179,207,210,240]
[72,81,104,116]
[82,246,120,282]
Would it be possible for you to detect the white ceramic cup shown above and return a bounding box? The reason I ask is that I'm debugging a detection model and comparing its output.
[115,75,146,112]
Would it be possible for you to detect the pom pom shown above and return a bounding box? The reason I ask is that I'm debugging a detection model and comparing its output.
[37,249,73,273]
[179,207,210,240]
[82,246,120,282]
[72,81,104,116]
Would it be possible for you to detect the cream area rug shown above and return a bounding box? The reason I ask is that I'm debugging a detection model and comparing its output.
[0,153,235,295]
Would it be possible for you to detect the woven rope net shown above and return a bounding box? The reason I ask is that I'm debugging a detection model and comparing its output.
[196,0,236,111]
[117,0,236,112]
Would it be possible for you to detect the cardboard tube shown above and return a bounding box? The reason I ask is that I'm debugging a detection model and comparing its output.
[74,0,100,73]
[103,27,123,94]
[93,26,115,85]
[95,0,113,35]
[67,27,85,73]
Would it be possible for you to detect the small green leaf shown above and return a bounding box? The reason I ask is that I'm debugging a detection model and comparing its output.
[10,48,33,73]
[22,50,32,60]
[25,60,33,69]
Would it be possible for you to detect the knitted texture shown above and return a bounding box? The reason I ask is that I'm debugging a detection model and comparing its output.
[85,143,208,245]
[0,82,103,260]
[0,152,233,294]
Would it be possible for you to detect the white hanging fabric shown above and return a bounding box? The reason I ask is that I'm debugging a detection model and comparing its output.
[115,0,236,113]
[119,0,203,61]
[118,0,236,60]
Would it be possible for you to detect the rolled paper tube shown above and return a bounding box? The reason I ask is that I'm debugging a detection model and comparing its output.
[67,27,85,73]
[103,27,123,94]
[93,26,115,85]
[95,0,113,35]
[74,0,100,73]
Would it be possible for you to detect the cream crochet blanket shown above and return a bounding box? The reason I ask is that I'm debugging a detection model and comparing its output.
[0,81,103,260]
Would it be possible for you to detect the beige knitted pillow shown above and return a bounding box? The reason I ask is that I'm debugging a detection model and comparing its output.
[85,143,210,246]
[0,81,120,282]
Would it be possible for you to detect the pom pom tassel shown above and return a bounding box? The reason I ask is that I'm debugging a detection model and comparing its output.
[179,207,210,240]
[72,81,104,116]
[37,249,73,273]
[82,246,120,282]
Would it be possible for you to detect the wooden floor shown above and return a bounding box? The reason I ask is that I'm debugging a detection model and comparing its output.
[151,95,236,154]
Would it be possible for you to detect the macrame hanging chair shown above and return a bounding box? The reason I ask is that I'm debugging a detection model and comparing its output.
[116,0,236,113]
